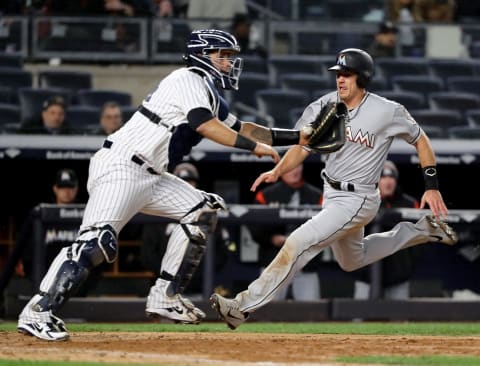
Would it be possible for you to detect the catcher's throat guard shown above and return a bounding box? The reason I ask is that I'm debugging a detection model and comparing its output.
[304,101,348,154]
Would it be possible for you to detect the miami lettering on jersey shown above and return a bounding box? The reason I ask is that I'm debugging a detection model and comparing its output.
[345,126,375,148]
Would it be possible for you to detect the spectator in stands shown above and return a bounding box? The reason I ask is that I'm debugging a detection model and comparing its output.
[19,96,73,135]
[352,160,422,299]
[367,21,399,58]
[94,101,123,135]
[249,164,323,300]
[230,13,268,59]
[187,0,247,30]
[387,0,423,22]
[141,163,238,296]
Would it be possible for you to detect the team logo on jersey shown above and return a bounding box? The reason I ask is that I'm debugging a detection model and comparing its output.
[337,54,347,66]
[346,126,375,148]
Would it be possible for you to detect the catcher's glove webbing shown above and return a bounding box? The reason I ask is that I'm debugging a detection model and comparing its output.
[303,101,348,154]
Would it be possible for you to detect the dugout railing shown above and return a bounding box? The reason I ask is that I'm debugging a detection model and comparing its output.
[24,204,480,299]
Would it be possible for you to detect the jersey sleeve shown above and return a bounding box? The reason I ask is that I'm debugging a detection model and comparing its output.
[389,105,422,144]
[176,73,213,117]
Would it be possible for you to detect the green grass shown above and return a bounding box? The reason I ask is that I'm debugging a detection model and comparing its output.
[337,355,480,365]
[1,321,480,335]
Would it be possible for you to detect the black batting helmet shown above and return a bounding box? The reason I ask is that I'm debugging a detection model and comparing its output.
[328,48,374,88]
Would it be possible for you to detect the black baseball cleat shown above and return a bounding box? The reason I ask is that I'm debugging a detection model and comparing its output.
[416,215,458,246]
[209,293,248,330]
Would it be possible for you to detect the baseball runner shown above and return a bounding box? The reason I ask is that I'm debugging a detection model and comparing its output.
[17,29,310,341]
[210,48,458,330]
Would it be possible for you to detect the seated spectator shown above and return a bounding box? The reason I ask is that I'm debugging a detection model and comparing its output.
[417,0,455,22]
[230,13,267,59]
[19,96,73,135]
[368,21,399,58]
[93,101,123,135]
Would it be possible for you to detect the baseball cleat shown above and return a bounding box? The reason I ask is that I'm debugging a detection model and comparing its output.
[210,293,248,330]
[146,293,205,324]
[18,310,69,341]
[416,215,458,246]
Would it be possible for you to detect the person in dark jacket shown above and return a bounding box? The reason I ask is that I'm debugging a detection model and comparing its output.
[19,96,73,135]
[250,164,323,300]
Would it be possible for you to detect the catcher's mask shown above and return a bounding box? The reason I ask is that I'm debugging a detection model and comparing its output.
[183,29,243,90]
[328,48,374,88]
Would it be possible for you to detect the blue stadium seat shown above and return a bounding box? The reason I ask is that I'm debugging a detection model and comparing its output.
[392,75,444,98]
[241,55,269,74]
[429,59,476,82]
[446,76,480,94]
[255,89,309,128]
[66,105,100,134]
[448,126,480,139]
[0,53,23,68]
[279,73,332,99]
[232,72,270,108]
[0,67,33,104]
[77,89,132,108]
[289,107,305,127]
[376,58,430,82]
[380,91,427,110]
[421,125,445,139]
[121,105,138,122]
[465,109,480,126]
[429,92,480,114]
[0,103,21,133]
[269,55,326,86]
[368,76,389,92]
[410,109,465,132]
[38,70,92,93]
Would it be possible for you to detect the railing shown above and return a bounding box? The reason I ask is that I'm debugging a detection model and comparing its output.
[26,204,480,299]
[1,16,480,63]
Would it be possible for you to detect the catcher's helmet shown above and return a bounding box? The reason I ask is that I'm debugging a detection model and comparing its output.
[183,29,243,90]
[328,48,374,88]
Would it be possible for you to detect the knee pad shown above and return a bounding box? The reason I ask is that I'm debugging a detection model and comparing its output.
[76,224,118,265]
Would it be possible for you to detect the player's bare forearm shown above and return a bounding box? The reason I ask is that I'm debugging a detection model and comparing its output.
[414,133,436,168]
[196,118,238,146]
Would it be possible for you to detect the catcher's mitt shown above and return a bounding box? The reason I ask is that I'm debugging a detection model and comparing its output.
[303,101,348,154]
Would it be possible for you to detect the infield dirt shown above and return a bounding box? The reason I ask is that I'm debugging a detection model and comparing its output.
[2,331,480,365]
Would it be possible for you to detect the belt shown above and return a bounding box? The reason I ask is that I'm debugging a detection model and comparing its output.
[103,140,158,175]
[138,105,173,131]
[321,171,377,193]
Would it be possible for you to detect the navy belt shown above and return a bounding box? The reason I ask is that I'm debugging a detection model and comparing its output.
[103,140,158,175]
[138,105,173,131]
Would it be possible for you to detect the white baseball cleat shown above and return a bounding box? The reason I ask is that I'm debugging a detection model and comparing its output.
[146,281,205,324]
[18,307,69,341]
[210,293,248,330]
[416,215,458,246]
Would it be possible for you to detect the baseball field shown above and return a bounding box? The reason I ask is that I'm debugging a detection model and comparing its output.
[1,321,480,365]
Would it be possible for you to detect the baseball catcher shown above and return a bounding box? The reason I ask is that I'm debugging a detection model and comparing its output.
[302,101,348,153]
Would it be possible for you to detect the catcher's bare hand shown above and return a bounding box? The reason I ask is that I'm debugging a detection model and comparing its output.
[253,143,280,163]
[420,189,448,220]
[250,170,280,192]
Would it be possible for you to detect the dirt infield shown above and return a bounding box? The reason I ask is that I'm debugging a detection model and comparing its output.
[2,331,480,365]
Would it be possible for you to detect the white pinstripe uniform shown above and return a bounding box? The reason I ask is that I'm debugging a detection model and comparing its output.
[22,67,237,325]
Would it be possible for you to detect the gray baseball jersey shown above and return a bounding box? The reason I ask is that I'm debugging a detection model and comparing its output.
[295,91,422,185]
[234,92,436,313]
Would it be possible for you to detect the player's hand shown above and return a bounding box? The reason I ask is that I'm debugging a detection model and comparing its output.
[250,169,280,192]
[253,142,280,163]
[420,189,448,220]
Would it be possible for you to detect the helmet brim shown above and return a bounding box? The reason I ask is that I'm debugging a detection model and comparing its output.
[328,65,347,71]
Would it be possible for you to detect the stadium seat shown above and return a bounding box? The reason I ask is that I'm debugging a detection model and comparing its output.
[429,59,476,82]
[241,55,269,74]
[66,105,100,134]
[279,73,332,99]
[410,110,465,133]
[368,76,389,92]
[0,67,33,103]
[269,55,326,86]
[466,109,480,126]
[0,103,21,133]
[448,126,480,139]
[0,53,23,68]
[324,0,371,19]
[231,72,270,108]
[420,125,445,139]
[380,91,427,110]
[18,87,72,126]
[392,75,444,98]
[255,89,309,128]
[38,70,93,93]
[429,92,480,114]
[376,58,430,82]
[289,107,305,127]
[446,76,480,94]
[77,89,132,108]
